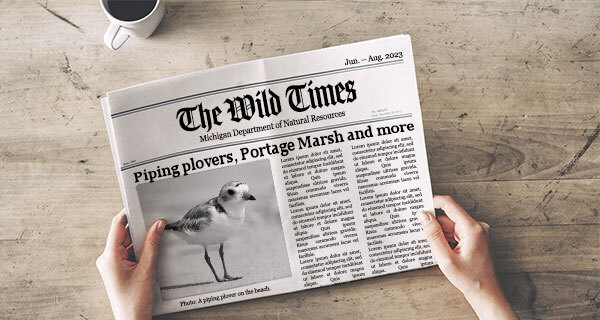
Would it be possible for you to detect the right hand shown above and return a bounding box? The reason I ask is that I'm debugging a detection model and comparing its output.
[418,195,517,320]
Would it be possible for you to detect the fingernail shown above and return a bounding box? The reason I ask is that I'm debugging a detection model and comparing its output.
[156,220,166,233]
[418,211,432,225]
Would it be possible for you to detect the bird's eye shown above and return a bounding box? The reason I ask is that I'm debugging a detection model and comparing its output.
[227,189,235,195]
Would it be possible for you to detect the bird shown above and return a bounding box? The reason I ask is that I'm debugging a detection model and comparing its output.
[164,181,256,282]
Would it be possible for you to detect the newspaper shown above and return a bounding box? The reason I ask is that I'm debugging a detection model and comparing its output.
[101,34,435,315]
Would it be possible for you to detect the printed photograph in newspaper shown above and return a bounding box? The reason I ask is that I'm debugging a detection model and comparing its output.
[136,159,292,300]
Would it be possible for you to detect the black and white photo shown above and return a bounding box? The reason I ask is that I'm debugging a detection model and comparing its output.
[137,159,291,300]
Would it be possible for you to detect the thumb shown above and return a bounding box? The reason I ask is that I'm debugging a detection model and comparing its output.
[418,211,453,264]
[138,219,166,273]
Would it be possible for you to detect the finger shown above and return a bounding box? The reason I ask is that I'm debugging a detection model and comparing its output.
[138,219,166,273]
[105,209,128,252]
[418,211,454,264]
[126,243,136,262]
[122,225,132,248]
[437,215,457,243]
[479,222,491,236]
[443,231,458,244]
[437,214,455,233]
[433,195,477,226]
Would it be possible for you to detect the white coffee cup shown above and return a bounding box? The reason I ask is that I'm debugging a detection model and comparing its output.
[100,0,165,50]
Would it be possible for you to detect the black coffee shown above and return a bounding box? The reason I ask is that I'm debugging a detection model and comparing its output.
[107,0,156,22]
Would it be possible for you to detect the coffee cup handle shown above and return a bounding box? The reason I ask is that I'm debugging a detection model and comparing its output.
[104,22,130,50]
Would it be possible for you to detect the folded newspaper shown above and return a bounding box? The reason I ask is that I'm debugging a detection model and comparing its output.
[101,34,435,315]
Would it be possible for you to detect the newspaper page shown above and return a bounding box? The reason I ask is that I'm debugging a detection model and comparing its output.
[101,34,435,315]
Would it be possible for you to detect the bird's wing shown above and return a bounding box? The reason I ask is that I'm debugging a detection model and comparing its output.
[175,200,217,233]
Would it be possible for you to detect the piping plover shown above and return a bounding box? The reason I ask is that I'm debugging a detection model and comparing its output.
[165,181,256,282]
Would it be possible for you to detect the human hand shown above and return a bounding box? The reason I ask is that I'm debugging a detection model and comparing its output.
[96,209,166,320]
[419,195,517,320]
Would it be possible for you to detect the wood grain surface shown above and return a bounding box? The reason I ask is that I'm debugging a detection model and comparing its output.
[0,0,598,319]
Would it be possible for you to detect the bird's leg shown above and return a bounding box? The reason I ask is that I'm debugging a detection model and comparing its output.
[204,245,224,282]
[220,243,242,281]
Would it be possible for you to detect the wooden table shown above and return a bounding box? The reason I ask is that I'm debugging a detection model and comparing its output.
[1,0,598,319]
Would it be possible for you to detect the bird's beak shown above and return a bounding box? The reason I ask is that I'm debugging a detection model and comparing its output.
[243,192,256,201]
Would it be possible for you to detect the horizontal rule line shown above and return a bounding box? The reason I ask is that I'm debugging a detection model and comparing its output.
[120,113,413,171]
[110,59,405,119]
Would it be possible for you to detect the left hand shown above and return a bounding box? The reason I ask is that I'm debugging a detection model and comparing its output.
[96,209,166,320]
